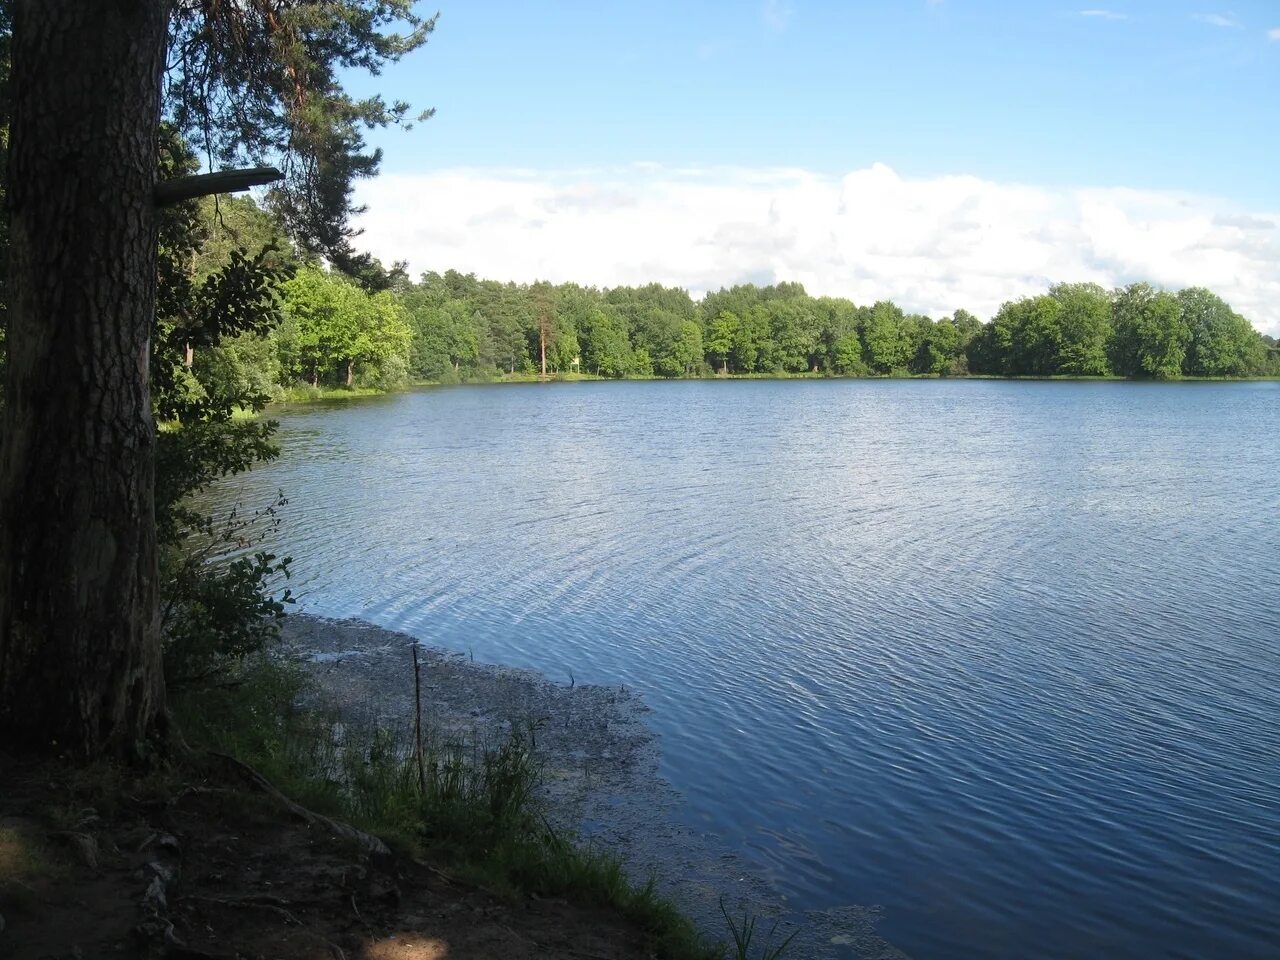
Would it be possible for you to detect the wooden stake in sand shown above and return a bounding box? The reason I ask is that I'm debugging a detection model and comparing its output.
[412,644,426,793]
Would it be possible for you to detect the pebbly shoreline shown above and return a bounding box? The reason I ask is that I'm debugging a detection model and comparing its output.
[280,613,907,960]
[280,613,660,836]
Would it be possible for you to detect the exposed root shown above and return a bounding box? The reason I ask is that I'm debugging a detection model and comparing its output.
[200,751,391,857]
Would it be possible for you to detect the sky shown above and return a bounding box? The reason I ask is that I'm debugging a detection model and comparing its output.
[343,1,1280,334]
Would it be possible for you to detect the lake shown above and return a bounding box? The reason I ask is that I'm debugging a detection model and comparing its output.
[206,379,1280,959]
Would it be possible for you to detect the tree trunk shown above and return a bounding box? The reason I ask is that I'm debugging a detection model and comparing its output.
[346,360,354,387]
[0,0,172,761]
[539,327,547,378]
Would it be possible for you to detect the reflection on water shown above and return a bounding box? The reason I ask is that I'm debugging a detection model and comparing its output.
[204,379,1280,959]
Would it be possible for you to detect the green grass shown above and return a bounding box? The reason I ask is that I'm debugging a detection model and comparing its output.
[721,899,800,960]
[172,651,732,960]
[279,383,390,403]
[490,371,607,383]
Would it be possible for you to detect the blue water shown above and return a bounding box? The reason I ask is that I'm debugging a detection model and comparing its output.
[207,379,1280,959]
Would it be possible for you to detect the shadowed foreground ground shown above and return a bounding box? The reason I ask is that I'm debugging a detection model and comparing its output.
[0,755,662,960]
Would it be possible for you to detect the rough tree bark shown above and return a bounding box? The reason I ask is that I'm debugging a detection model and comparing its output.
[0,1,173,760]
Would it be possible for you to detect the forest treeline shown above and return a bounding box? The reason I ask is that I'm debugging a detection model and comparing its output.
[404,272,1279,381]
[162,196,1280,405]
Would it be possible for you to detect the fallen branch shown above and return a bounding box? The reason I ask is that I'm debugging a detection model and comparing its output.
[179,894,302,927]
[49,830,99,869]
[200,751,391,857]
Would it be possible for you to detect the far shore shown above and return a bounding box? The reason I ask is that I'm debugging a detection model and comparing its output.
[253,369,1280,412]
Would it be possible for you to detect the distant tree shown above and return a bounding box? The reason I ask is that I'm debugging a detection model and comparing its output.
[486,284,534,375]
[915,317,960,375]
[899,314,933,375]
[412,299,481,378]
[1258,335,1280,377]
[764,299,819,373]
[280,266,360,385]
[1050,282,1112,376]
[549,317,581,374]
[988,296,1064,375]
[605,283,698,377]
[354,291,412,385]
[280,264,409,387]
[813,297,860,374]
[556,287,611,376]
[863,301,908,373]
[577,302,633,377]
[1110,283,1189,379]
[965,320,1002,375]
[675,320,705,375]
[705,311,739,374]
[833,332,867,374]
[946,309,984,375]
[530,281,557,377]
[631,346,654,377]
[732,307,770,374]
[1178,287,1264,377]
[950,308,983,345]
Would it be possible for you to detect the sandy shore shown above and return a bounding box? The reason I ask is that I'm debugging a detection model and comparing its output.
[281,613,907,960]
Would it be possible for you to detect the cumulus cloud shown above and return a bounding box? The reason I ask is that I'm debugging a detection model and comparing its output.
[351,163,1280,335]
[1268,27,1280,40]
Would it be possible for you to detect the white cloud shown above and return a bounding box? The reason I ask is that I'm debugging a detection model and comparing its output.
[760,0,794,32]
[1079,9,1130,20]
[352,163,1280,335]
[1193,13,1241,28]
[1268,27,1280,40]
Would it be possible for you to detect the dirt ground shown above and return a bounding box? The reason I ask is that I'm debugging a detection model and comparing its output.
[0,753,665,960]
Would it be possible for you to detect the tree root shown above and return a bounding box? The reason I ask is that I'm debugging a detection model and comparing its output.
[198,751,391,858]
[178,894,302,926]
[49,829,99,869]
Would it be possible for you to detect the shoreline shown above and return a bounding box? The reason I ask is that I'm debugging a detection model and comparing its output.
[280,613,661,841]
[258,371,1280,410]
[281,613,909,960]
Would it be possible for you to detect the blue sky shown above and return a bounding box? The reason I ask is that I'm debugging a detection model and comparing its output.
[345,2,1280,332]
[353,0,1280,203]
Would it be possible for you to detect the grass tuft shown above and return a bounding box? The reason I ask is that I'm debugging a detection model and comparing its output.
[173,650,723,959]
[720,898,800,960]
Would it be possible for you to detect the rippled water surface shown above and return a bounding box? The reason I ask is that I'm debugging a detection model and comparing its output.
[208,379,1280,959]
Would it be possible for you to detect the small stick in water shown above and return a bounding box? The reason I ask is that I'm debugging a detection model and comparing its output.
[412,644,426,793]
